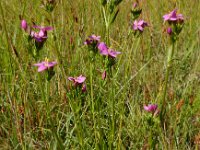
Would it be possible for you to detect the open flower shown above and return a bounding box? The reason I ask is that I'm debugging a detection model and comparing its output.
[68,75,86,92]
[31,25,53,43]
[68,75,86,86]
[34,58,57,72]
[144,104,158,114]
[98,42,121,58]
[84,34,101,45]
[163,9,184,23]
[132,20,148,32]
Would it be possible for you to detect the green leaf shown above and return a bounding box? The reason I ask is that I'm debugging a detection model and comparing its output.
[110,8,119,25]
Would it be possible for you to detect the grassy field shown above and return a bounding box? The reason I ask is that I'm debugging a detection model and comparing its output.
[0,0,200,149]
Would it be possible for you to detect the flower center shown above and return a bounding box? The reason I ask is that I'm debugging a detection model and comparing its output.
[44,57,49,67]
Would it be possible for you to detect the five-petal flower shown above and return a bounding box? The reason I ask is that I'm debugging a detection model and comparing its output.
[132,20,148,32]
[34,59,57,72]
[31,25,53,42]
[163,9,184,23]
[98,42,121,58]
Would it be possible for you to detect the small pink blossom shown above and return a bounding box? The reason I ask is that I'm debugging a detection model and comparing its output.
[34,59,57,72]
[68,75,87,92]
[98,42,121,58]
[68,75,86,86]
[144,104,158,114]
[163,9,184,23]
[132,20,148,32]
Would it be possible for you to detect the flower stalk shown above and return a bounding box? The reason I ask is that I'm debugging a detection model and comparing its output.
[160,43,175,118]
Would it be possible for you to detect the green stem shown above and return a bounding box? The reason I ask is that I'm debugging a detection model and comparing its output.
[46,80,65,150]
[90,62,98,148]
[102,6,110,45]
[68,94,84,148]
[160,43,175,120]
[106,25,110,45]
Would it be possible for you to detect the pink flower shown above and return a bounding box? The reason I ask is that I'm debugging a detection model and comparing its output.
[163,9,184,23]
[132,20,148,32]
[21,20,27,30]
[98,42,121,58]
[144,104,158,114]
[34,59,57,72]
[68,75,86,86]
[31,25,53,42]
[68,75,87,92]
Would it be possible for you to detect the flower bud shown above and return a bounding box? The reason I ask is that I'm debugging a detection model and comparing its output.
[82,84,87,93]
[21,20,27,30]
[167,27,172,35]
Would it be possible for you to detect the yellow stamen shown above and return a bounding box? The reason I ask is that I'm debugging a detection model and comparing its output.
[44,57,49,67]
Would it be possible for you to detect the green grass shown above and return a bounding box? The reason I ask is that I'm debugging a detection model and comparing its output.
[0,0,200,149]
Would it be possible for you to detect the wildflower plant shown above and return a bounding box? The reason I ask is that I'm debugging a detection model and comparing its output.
[161,9,184,121]
[21,19,53,57]
[67,75,87,146]
[31,25,53,50]
[143,104,160,149]
[163,9,184,43]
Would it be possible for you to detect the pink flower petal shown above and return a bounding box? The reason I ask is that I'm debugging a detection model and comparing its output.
[98,42,109,56]
[75,75,86,83]
[68,77,75,81]
[33,62,45,66]
[38,65,47,72]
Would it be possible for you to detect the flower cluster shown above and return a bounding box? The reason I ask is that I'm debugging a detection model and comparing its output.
[163,9,184,42]
[31,26,53,43]
[21,19,53,45]
[85,35,121,59]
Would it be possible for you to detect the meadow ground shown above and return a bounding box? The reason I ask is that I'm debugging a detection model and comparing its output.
[0,0,200,149]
